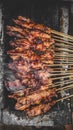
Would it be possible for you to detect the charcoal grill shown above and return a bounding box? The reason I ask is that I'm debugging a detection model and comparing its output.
[0,0,72,126]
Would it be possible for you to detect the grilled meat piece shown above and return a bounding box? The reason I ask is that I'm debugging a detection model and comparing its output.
[8,80,53,98]
[26,101,56,117]
[5,76,52,92]
[15,95,55,111]
[18,16,33,23]
[5,79,24,91]
[8,49,54,62]
[15,88,56,110]
[6,31,24,39]
[7,25,51,40]
[7,26,28,37]
[5,75,51,91]
[9,37,53,47]
[14,16,51,34]
[8,59,30,72]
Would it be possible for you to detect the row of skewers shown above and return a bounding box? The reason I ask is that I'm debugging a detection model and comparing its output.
[5,16,73,117]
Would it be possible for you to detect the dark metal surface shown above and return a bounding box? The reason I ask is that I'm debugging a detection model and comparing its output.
[0,0,72,126]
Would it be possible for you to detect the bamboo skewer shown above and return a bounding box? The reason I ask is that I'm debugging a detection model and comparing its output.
[51,75,73,80]
[52,35,73,43]
[51,72,73,75]
[47,45,73,53]
[48,81,73,90]
[55,53,73,57]
[53,36,73,44]
[43,62,73,67]
[52,34,73,42]
[55,45,73,51]
[56,94,73,103]
[54,38,73,46]
[52,68,73,71]
[55,42,73,49]
[54,57,73,60]
[50,73,73,77]
[54,62,73,64]
[54,60,73,63]
[44,64,73,67]
[43,63,73,66]
[55,48,73,53]
[51,70,73,73]
[52,29,73,41]
[54,80,73,86]
[57,84,73,92]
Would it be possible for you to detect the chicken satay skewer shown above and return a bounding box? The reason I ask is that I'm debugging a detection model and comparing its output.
[12,17,73,42]
[15,88,57,110]
[8,79,73,99]
[13,17,51,34]
[14,85,73,111]
[9,82,73,98]
[26,93,73,117]
[7,26,51,39]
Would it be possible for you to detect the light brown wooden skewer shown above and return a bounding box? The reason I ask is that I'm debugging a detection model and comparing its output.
[54,57,73,60]
[54,79,73,85]
[55,48,73,53]
[54,38,73,46]
[51,70,73,73]
[9,81,73,97]
[54,60,73,63]
[44,64,73,67]
[43,62,73,66]
[53,35,73,43]
[53,69,73,72]
[51,75,73,80]
[54,62,73,64]
[51,64,73,67]
[52,36,73,47]
[56,94,73,103]
[55,43,73,50]
[47,81,73,90]
[55,53,73,57]
[50,73,73,77]
[52,29,73,41]
[55,42,73,47]
[57,84,73,91]
[56,48,73,53]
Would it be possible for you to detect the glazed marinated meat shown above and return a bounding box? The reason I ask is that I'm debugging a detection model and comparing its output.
[6,16,56,117]
[26,101,56,117]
